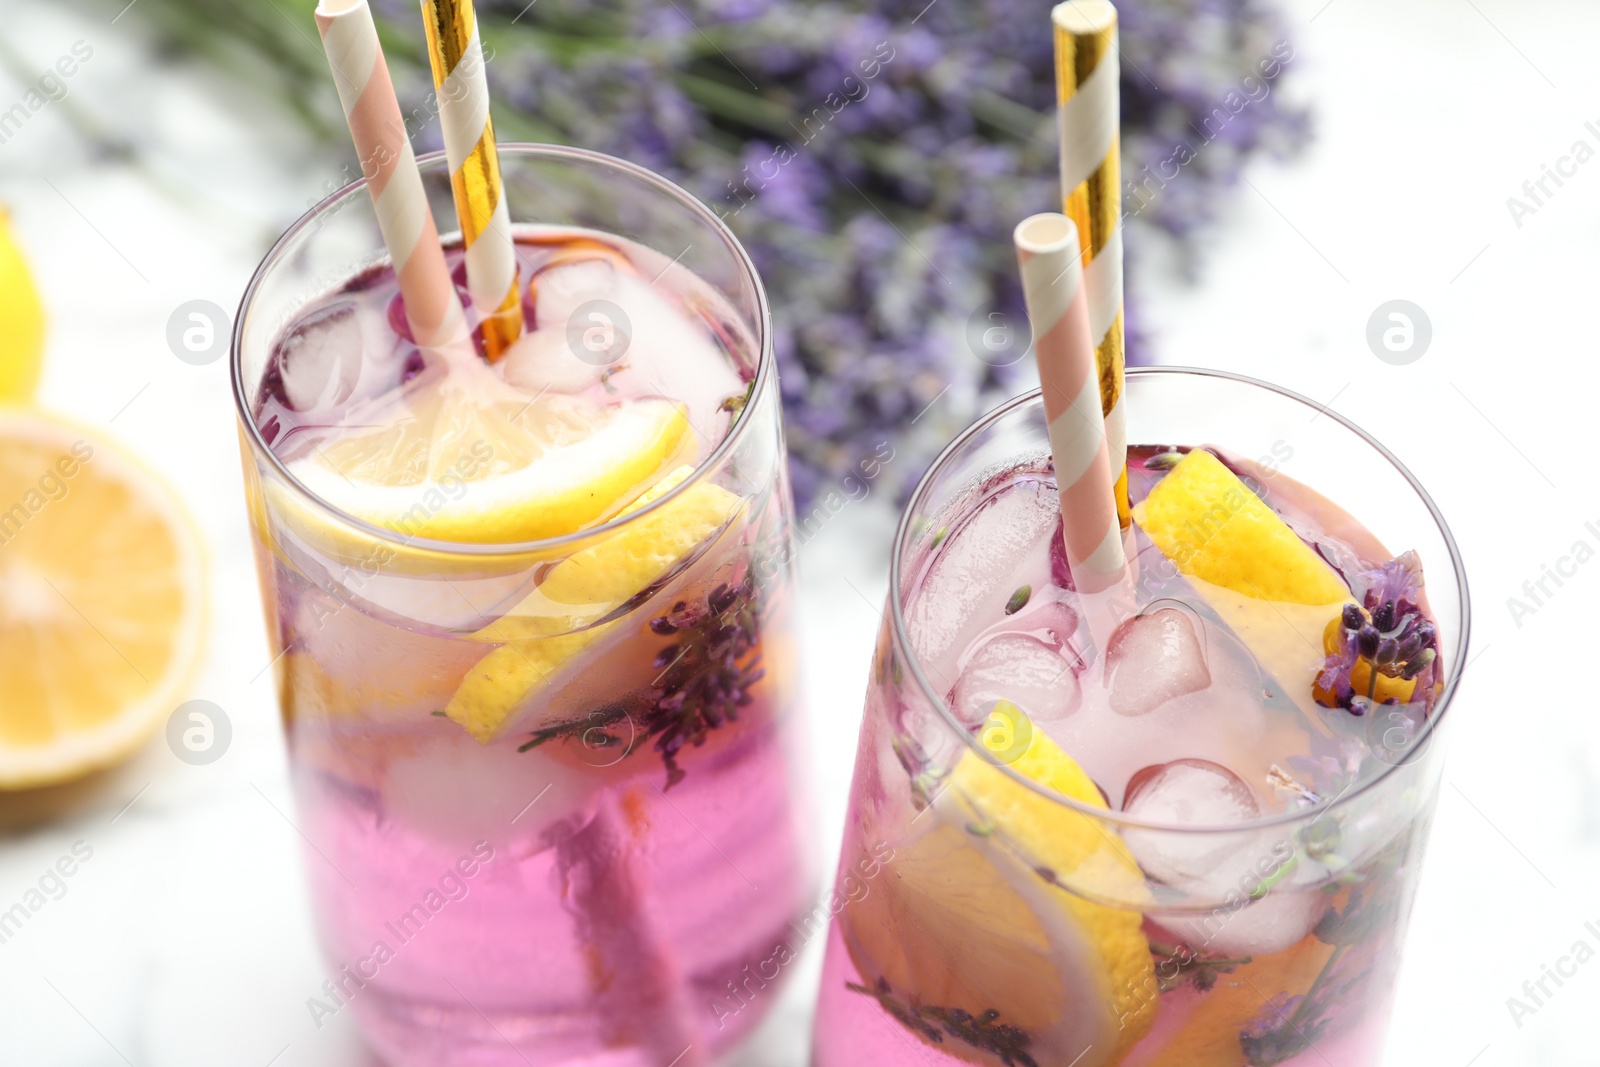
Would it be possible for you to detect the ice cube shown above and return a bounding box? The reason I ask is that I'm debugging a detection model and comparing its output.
[274,300,377,412]
[1122,759,1260,884]
[533,259,622,329]
[1049,612,1295,813]
[1104,608,1212,716]
[951,633,1080,727]
[1124,759,1328,956]
[519,264,742,433]
[607,273,742,428]
[1152,887,1329,958]
[498,327,606,394]
[906,478,1059,676]
[502,258,628,392]
[385,728,600,846]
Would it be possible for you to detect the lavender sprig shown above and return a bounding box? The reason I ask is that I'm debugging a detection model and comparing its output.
[518,565,765,788]
[644,569,765,788]
[848,978,1037,1067]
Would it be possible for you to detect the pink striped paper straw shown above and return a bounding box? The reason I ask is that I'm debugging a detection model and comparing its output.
[1014,212,1127,594]
[316,0,469,354]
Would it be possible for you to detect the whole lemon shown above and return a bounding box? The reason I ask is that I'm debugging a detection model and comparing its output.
[0,208,45,401]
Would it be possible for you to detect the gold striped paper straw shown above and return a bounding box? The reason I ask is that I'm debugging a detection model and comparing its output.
[421,0,522,361]
[1052,0,1129,530]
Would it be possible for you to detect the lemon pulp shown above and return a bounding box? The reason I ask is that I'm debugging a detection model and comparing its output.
[0,409,205,788]
[287,360,691,545]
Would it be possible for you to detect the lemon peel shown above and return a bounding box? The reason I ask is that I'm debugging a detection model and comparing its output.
[0,213,45,402]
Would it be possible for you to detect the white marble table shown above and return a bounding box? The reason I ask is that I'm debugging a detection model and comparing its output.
[1,0,1597,1064]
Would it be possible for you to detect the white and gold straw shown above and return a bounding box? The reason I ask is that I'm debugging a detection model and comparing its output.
[421,0,522,361]
[1053,0,1129,530]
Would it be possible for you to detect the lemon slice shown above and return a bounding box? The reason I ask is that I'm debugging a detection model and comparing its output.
[1133,449,1352,711]
[843,703,1155,1066]
[0,211,45,402]
[446,466,742,742]
[287,363,691,544]
[0,410,205,788]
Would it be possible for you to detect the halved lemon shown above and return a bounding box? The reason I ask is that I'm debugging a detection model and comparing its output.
[842,703,1156,1066]
[286,362,691,544]
[0,409,205,788]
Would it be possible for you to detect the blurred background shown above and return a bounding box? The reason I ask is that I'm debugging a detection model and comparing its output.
[0,0,1593,1063]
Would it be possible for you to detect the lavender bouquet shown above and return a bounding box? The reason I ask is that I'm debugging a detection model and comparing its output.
[146,0,1308,507]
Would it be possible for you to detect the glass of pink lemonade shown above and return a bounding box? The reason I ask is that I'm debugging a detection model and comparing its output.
[232,145,813,1067]
[813,369,1468,1067]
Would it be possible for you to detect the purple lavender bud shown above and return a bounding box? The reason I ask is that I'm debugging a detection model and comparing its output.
[709,583,738,616]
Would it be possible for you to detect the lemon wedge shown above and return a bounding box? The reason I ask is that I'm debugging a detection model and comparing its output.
[0,211,44,402]
[1134,449,1347,604]
[1133,449,1352,710]
[0,409,205,788]
[842,702,1155,1066]
[446,466,742,742]
[287,365,691,544]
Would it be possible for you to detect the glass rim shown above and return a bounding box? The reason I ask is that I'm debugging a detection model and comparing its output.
[229,142,775,558]
[887,366,1472,835]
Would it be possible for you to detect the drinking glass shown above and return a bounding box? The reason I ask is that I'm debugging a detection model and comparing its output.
[812,368,1469,1067]
[232,145,813,1067]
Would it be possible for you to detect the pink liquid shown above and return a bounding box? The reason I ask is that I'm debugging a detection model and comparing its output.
[293,691,809,1064]
[249,231,813,1066]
